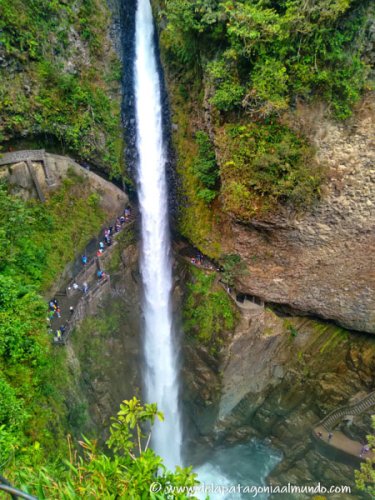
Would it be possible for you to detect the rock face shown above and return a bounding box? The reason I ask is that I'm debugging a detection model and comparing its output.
[0,152,128,220]
[66,239,143,440]
[223,95,375,333]
[182,295,375,495]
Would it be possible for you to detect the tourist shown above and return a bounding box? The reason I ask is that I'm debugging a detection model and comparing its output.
[97,270,103,280]
[317,431,323,439]
[69,306,74,314]
[96,249,103,257]
[73,282,80,290]
[99,241,105,250]
[125,207,131,220]
[120,215,125,224]
[328,432,333,442]
[82,255,88,266]
[49,300,55,310]
[83,282,88,294]
[56,307,61,318]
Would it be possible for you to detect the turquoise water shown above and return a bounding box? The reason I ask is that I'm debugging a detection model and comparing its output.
[195,440,282,499]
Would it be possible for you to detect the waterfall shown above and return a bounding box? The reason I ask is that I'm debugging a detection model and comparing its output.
[134,0,182,468]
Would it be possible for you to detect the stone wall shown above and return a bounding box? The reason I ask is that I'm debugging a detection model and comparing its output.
[0,150,128,222]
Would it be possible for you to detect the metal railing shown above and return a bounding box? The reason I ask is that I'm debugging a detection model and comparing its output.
[0,476,37,500]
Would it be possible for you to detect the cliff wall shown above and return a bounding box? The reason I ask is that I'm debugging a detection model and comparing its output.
[225,96,375,333]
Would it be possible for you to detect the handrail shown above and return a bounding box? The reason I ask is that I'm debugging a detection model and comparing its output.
[0,476,37,500]
[319,391,375,430]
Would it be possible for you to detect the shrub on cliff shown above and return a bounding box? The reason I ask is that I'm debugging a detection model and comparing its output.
[183,268,236,354]
[192,131,219,203]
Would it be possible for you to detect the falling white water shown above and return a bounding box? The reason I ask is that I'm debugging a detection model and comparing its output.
[134,0,182,468]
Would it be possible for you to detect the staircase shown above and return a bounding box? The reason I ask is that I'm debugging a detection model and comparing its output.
[320,391,375,431]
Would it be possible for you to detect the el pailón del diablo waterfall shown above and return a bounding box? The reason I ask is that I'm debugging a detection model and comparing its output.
[132,0,281,493]
[134,0,182,468]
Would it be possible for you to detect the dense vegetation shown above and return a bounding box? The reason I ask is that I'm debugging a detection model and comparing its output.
[183,268,236,354]
[0,0,122,176]
[161,0,372,119]
[0,174,106,469]
[217,122,324,217]
[157,0,373,242]
[7,398,198,498]
[355,416,375,496]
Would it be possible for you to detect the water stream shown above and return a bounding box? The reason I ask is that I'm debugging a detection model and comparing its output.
[134,0,182,468]
[132,0,280,491]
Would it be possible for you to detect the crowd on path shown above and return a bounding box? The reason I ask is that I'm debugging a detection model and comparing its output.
[47,206,133,344]
[188,250,219,272]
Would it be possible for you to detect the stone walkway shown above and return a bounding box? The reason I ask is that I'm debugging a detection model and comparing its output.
[313,391,375,461]
[49,214,134,343]
[314,426,374,461]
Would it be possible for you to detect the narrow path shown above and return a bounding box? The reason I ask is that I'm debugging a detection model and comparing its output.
[314,425,374,461]
[313,391,375,461]
[48,211,135,343]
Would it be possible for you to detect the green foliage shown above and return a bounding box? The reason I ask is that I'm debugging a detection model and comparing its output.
[192,131,219,203]
[355,416,375,496]
[9,399,199,499]
[108,397,164,457]
[0,180,107,468]
[207,58,245,111]
[0,0,122,175]
[162,0,371,118]
[284,320,299,338]
[217,122,324,218]
[183,268,236,354]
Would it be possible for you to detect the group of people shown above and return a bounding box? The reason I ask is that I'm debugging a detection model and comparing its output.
[48,299,74,343]
[49,298,61,319]
[317,430,371,458]
[190,251,216,272]
[48,205,133,345]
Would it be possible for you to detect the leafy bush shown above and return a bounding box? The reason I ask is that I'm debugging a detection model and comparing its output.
[8,399,198,499]
[220,254,248,288]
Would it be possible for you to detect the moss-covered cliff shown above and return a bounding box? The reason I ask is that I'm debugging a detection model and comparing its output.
[153,0,375,333]
[0,0,123,176]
